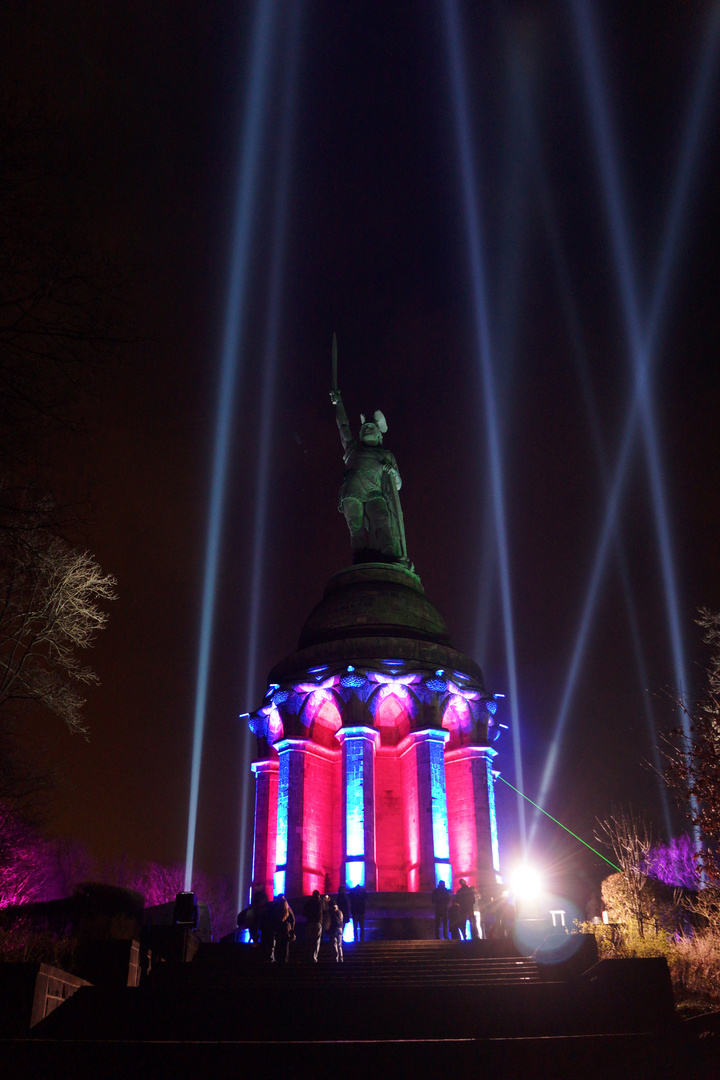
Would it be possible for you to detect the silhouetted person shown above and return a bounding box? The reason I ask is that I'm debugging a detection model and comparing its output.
[329,901,344,962]
[336,884,350,929]
[432,880,450,939]
[351,883,367,941]
[448,898,464,940]
[456,879,479,940]
[268,896,295,963]
[303,888,324,962]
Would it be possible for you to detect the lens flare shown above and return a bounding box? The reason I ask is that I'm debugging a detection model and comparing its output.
[509,864,541,902]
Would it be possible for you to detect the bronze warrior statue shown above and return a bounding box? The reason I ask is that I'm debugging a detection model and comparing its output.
[329,382,409,567]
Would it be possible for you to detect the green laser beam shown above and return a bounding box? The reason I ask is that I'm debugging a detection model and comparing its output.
[497,776,621,872]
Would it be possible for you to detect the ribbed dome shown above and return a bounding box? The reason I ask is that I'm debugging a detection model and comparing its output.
[268,562,485,688]
[298,563,450,649]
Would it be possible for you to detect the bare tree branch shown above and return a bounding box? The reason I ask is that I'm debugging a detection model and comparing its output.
[596,805,653,936]
[0,505,116,735]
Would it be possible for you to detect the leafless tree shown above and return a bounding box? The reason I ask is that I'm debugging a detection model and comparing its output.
[683,886,720,935]
[0,519,116,734]
[596,805,653,936]
[0,801,62,905]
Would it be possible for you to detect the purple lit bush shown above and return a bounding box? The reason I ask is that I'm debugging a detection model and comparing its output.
[0,804,236,942]
[644,835,701,890]
[0,804,93,908]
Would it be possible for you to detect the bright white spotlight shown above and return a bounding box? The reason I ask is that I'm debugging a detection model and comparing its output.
[509,865,542,902]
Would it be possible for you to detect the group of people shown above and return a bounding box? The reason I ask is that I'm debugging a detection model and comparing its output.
[236,883,368,963]
[302,889,343,962]
[431,879,516,940]
[432,879,478,940]
[238,878,514,956]
[302,883,368,963]
[236,890,296,962]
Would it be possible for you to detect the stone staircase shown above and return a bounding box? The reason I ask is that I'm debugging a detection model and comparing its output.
[31,937,584,1044]
[189,937,544,987]
[6,937,700,1079]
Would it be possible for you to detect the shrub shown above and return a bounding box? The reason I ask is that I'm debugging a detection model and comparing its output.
[578,918,720,1008]
[601,871,689,936]
[0,918,77,968]
[673,930,720,1004]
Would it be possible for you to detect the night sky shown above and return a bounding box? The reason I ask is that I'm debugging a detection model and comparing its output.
[6,1,720,906]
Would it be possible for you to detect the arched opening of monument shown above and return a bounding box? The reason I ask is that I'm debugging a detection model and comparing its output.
[442,695,473,751]
[305,692,342,748]
[374,690,412,746]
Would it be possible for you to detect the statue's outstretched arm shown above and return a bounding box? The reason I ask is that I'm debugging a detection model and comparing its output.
[330,390,353,452]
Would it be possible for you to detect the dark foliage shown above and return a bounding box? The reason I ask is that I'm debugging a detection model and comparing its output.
[664,610,720,881]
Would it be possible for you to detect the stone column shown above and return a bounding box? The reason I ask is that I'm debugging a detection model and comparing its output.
[250,758,279,899]
[444,745,499,889]
[337,727,380,891]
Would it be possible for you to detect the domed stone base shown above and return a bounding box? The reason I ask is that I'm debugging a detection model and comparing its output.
[270,562,483,686]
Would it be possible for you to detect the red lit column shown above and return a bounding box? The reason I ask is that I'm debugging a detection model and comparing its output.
[445,746,499,889]
[250,758,279,899]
